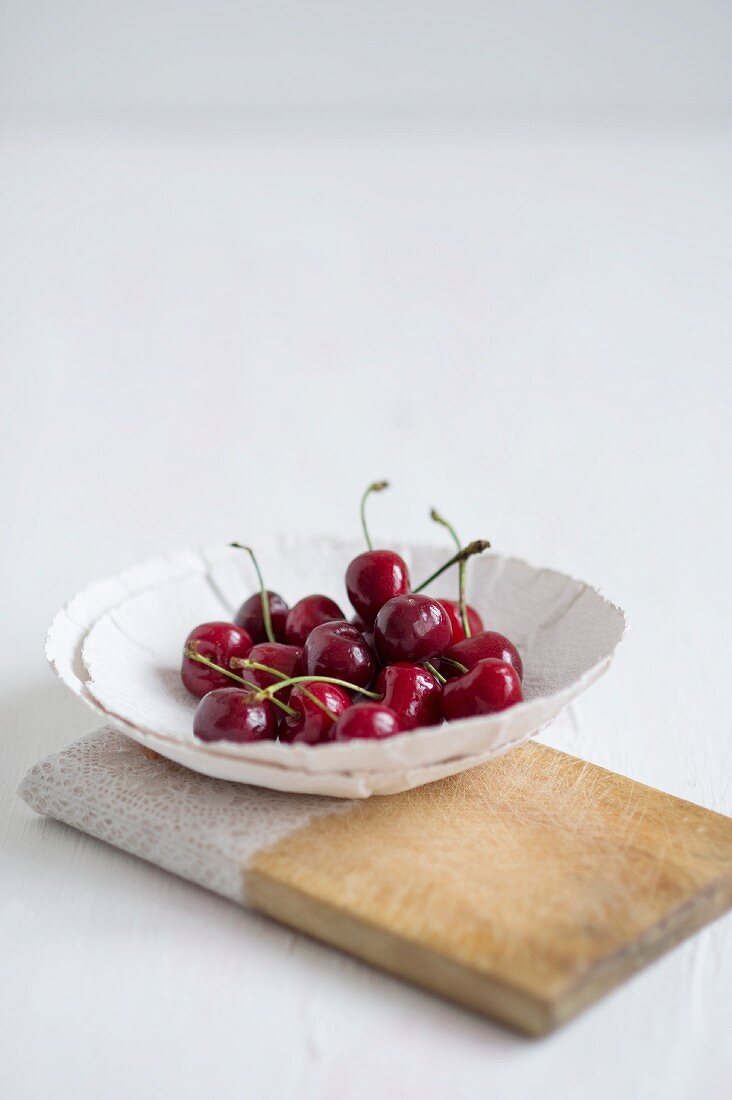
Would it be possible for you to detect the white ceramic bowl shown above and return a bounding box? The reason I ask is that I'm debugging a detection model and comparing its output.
[46,539,625,797]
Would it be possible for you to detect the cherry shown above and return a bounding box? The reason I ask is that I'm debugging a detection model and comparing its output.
[304,621,376,689]
[428,508,487,645]
[333,703,402,742]
[442,658,523,720]
[346,549,410,626]
[375,663,442,730]
[181,622,253,698]
[280,682,351,745]
[374,594,452,664]
[437,599,484,645]
[345,482,410,625]
[232,642,303,699]
[350,614,377,652]
[234,591,289,643]
[443,630,523,681]
[193,688,277,743]
[230,543,289,643]
[285,594,344,646]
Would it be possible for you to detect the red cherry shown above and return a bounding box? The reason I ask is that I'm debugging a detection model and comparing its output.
[285,595,344,646]
[346,550,410,626]
[374,594,452,664]
[193,688,277,743]
[333,703,402,742]
[181,622,253,698]
[443,631,523,681]
[428,508,483,644]
[345,480,410,625]
[237,642,304,700]
[375,663,442,730]
[350,615,377,653]
[304,621,376,689]
[234,591,289,643]
[281,682,351,745]
[437,599,484,645]
[442,658,523,720]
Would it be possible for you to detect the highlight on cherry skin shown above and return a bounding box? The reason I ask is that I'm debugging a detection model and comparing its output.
[181,481,526,744]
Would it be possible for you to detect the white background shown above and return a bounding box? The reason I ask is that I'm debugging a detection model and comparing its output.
[1,3,731,1097]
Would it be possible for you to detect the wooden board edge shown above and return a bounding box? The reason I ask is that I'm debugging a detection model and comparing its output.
[552,872,732,1028]
[245,868,554,1036]
[245,868,732,1038]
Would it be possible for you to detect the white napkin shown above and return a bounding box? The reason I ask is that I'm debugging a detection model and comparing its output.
[18,727,353,902]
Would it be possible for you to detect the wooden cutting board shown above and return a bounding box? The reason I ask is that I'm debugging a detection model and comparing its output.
[246,741,732,1036]
[20,731,732,1037]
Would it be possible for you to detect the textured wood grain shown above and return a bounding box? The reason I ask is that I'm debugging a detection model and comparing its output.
[247,742,732,1035]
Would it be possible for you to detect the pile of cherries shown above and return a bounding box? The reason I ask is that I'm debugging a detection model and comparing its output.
[182,483,524,745]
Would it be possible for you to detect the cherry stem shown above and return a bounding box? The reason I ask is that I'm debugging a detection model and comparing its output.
[424,660,447,685]
[229,542,275,644]
[231,657,289,678]
[441,655,469,675]
[360,480,389,552]
[184,646,296,716]
[430,508,470,639]
[413,540,491,594]
[263,674,382,701]
[231,658,338,722]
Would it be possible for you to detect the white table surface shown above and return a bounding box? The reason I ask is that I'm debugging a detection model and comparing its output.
[1,115,731,1100]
